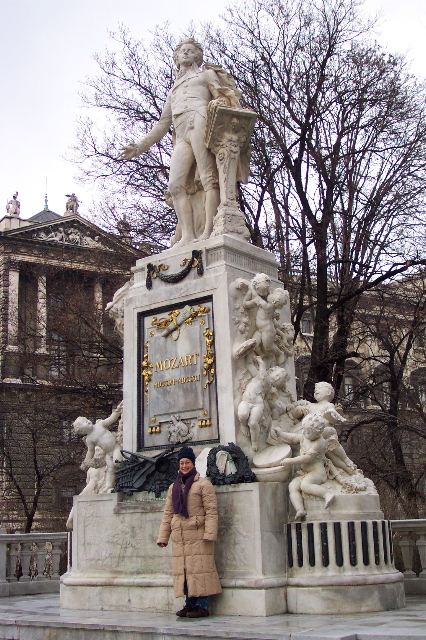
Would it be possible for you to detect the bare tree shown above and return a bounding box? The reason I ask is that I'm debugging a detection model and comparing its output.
[72,0,426,397]
[71,26,179,251]
[207,0,426,396]
[0,392,85,533]
[338,272,426,518]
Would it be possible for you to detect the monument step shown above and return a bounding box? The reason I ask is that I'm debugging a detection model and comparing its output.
[0,594,425,640]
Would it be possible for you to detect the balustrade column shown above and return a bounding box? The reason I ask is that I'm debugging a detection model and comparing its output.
[416,532,426,578]
[0,530,7,586]
[397,531,416,578]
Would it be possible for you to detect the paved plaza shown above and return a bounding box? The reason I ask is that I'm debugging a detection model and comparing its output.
[0,593,425,640]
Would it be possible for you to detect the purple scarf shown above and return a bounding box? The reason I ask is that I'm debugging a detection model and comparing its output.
[172,467,197,517]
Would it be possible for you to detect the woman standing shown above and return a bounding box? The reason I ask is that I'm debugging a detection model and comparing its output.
[157,446,222,618]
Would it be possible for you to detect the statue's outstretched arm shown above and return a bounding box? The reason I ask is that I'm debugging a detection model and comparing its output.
[120,93,172,159]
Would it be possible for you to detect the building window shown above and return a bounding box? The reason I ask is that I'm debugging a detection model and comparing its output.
[48,292,64,308]
[413,334,424,349]
[56,487,77,509]
[301,314,313,335]
[295,355,311,399]
[410,368,426,408]
[48,332,67,379]
[372,366,391,409]
[343,376,355,402]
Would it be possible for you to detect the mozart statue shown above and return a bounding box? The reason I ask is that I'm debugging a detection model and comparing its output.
[120,38,249,246]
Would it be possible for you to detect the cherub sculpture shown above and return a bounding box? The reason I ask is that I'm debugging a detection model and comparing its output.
[73,401,123,492]
[230,273,293,450]
[237,356,271,451]
[275,322,295,362]
[285,381,356,475]
[278,414,335,521]
[230,273,291,371]
[243,274,289,366]
[66,446,107,530]
[105,278,133,341]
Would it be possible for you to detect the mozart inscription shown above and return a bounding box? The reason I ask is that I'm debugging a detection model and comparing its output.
[138,298,218,449]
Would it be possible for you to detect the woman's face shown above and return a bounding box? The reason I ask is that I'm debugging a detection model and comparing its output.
[179,458,195,473]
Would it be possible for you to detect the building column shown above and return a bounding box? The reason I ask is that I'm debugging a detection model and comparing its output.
[6,267,19,351]
[94,278,103,332]
[36,273,47,354]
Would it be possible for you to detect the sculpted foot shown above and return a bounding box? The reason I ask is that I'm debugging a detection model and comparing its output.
[324,492,335,508]
[294,509,307,522]
[174,236,195,247]
[240,424,250,437]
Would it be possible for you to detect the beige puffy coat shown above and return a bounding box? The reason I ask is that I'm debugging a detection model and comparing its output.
[157,473,222,597]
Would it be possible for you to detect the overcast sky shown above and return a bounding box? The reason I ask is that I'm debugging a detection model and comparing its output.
[1,0,425,221]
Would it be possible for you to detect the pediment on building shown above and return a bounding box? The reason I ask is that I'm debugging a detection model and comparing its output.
[3,215,139,256]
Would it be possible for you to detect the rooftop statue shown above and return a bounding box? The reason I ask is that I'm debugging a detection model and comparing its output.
[120,38,252,246]
[65,193,79,215]
[6,192,20,216]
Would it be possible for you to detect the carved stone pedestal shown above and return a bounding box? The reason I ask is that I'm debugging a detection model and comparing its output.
[61,482,288,616]
[121,233,294,459]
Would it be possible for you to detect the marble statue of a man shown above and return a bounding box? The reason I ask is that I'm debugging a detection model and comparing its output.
[120,38,243,246]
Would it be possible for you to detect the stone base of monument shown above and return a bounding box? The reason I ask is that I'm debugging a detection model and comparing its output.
[286,519,405,614]
[304,493,384,521]
[61,481,288,617]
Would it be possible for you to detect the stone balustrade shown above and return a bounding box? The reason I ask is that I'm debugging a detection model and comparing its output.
[391,519,426,594]
[0,531,68,597]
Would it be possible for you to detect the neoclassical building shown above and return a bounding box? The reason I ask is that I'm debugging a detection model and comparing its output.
[0,196,141,532]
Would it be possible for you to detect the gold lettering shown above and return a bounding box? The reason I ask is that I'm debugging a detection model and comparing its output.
[170,357,178,369]
[155,361,164,371]
[178,356,185,367]
[185,354,192,366]
[163,359,171,370]
[192,353,199,364]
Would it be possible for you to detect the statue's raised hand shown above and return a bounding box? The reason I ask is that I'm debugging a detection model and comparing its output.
[120,139,151,160]
[119,142,140,160]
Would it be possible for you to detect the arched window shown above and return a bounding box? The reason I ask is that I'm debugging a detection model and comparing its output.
[372,365,391,409]
[410,367,426,408]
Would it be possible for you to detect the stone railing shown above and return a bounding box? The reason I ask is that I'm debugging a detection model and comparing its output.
[391,519,426,595]
[0,531,68,597]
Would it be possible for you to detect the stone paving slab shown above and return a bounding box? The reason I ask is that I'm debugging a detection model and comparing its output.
[0,594,425,640]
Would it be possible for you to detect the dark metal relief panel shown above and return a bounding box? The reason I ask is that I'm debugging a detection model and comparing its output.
[137,296,219,451]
